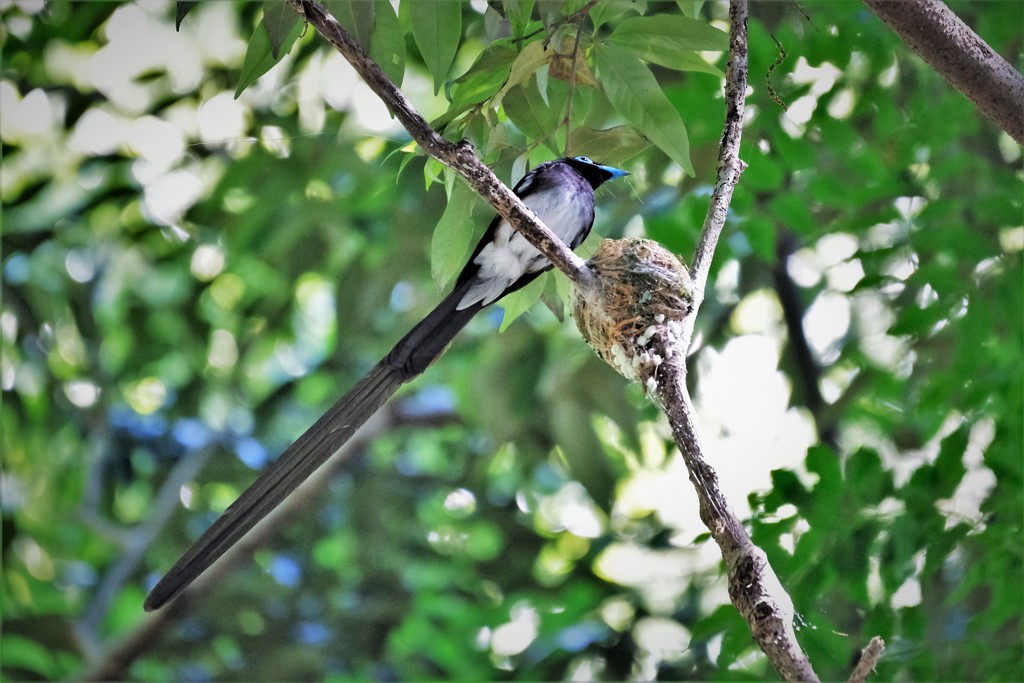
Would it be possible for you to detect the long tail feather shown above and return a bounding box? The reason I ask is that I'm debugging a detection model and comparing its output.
[144,284,483,611]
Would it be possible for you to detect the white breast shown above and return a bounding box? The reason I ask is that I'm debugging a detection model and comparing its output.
[457,185,594,309]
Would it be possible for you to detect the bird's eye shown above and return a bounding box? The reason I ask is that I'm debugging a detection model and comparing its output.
[574,155,592,164]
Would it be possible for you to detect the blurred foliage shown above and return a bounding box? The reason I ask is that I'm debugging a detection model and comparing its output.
[2,0,1021,681]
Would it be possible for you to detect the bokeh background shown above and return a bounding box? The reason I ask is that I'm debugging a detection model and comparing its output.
[2,0,1021,680]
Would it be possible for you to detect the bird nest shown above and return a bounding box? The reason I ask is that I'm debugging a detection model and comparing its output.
[572,238,694,392]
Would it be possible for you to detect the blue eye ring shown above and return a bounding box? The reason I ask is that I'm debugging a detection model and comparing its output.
[573,155,593,164]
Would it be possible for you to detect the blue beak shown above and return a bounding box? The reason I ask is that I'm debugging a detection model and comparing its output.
[599,164,630,180]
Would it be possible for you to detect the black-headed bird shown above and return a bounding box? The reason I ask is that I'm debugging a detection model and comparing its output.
[145,155,629,611]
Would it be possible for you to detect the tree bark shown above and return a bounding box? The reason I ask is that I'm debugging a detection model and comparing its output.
[864,0,1024,145]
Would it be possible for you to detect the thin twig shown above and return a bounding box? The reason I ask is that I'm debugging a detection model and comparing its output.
[680,0,749,354]
[563,21,584,154]
[848,636,886,683]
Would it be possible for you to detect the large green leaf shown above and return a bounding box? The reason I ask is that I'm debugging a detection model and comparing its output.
[371,0,405,86]
[1,634,59,678]
[502,0,537,37]
[569,125,649,165]
[498,273,547,331]
[263,0,299,59]
[495,39,551,104]
[609,14,728,51]
[235,16,302,98]
[593,44,692,175]
[590,0,647,30]
[503,81,560,140]
[324,0,376,49]
[607,15,725,74]
[445,42,517,110]
[407,0,462,94]
[431,181,480,291]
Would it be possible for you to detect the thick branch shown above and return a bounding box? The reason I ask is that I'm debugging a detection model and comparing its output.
[864,0,1024,145]
[289,0,595,292]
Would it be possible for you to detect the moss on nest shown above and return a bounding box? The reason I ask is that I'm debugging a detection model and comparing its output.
[572,238,694,389]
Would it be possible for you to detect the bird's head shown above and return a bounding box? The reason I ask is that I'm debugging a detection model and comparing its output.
[566,155,630,189]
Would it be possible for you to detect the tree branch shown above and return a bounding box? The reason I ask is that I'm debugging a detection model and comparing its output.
[652,363,818,681]
[679,0,749,354]
[863,0,1024,145]
[848,636,886,683]
[570,1,818,678]
[74,443,216,659]
[660,6,817,678]
[288,0,596,293]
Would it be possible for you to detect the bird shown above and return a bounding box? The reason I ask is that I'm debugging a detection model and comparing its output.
[144,155,629,611]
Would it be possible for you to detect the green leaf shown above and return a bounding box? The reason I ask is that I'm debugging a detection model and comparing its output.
[503,0,537,37]
[1,634,58,678]
[593,44,693,175]
[446,68,510,111]
[263,0,299,59]
[590,0,647,30]
[932,425,968,498]
[496,39,551,103]
[607,15,725,75]
[806,445,840,482]
[499,273,547,331]
[540,267,567,321]
[423,157,445,192]
[629,46,722,76]
[370,0,405,86]
[609,14,728,52]
[767,193,813,235]
[235,17,302,98]
[845,447,890,505]
[536,0,564,28]
[431,181,480,291]
[175,1,198,31]
[676,0,705,18]
[503,81,560,140]
[445,43,516,110]
[743,214,776,261]
[324,0,375,49]
[407,0,462,94]
[569,125,649,165]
